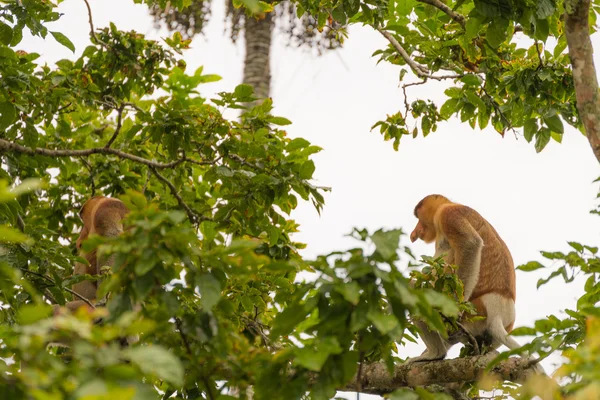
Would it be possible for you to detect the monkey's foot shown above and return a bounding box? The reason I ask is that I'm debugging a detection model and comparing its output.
[404,352,446,365]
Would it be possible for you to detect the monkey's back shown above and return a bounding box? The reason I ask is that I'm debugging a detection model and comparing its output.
[455,205,516,302]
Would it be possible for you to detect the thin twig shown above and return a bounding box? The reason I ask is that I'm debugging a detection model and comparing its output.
[377,29,464,81]
[417,0,466,28]
[104,104,125,148]
[534,41,544,70]
[175,317,216,400]
[19,268,96,310]
[16,213,25,232]
[79,157,96,196]
[82,0,108,47]
[0,138,186,169]
[149,166,201,225]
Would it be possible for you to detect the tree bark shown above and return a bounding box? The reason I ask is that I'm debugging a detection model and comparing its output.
[243,13,273,102]
[564,0,600,163]
[336,352,540,396]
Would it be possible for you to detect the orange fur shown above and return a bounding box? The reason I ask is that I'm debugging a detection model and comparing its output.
[58,196,129,313]
[405,194,538,369]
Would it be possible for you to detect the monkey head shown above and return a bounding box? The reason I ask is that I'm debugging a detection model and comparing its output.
[410,194,450,243]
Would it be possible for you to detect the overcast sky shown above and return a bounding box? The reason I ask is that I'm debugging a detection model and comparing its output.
[20,1,600,398]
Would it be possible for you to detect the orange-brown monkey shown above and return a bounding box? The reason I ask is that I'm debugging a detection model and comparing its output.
[54,196,129,314]
[408,194,543,373]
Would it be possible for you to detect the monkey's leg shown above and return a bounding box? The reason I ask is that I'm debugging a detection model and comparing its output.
[405,320,451,364]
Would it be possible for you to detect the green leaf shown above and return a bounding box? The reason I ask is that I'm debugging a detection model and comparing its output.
[517,261,545,272]
[271,304,310,338]
[294,337,342,371]
[197,273,221,309]
[523,119,537,142]
[299,160,315,179]
[389,389,419,400]
[444,87,462,98]
[460,74,482,86]
[234,83,253,98]
[0,22,13,46]
[287,137,310,152]
[17,304,52,325]
[487,18,509,48]
[544,114,564,134]
[0,225,30,243]
[0,102,17,130]
[534,128,551,153]
[124,346,184,387]
[335,281,361,305]
[367,310,398,334]
[439,98,459,120]
[268,116,292,126]
[50,31,75,52]
[568,242,584,252]
[536,0,556,19]
[371,229,402,260]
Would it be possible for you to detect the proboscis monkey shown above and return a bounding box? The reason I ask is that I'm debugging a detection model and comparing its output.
[54,196,129,314]
[408,194,543,373]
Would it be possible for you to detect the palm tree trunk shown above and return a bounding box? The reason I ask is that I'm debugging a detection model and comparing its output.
[243,13,273,101]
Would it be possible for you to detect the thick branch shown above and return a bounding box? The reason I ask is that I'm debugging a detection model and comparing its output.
[337,352,539,396]
[564,0,600,164]
[417,0,466,28]
[377,29,463,81]
[0,139,184,169]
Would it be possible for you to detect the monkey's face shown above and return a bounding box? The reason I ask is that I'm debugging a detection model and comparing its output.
[410,213,436,244]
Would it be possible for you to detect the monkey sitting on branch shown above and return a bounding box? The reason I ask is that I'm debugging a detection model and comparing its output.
[53,196,129,314]
[407,194,544,374]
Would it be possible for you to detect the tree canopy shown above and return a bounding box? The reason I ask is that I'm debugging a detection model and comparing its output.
[0,1,599,400]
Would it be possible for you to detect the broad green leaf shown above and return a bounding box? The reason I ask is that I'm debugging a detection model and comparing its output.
[50,31,75,52]
[371,228,402,260]
[335,281,361,305]
[460,74,482,86]
[487,18,509,48]
[544,114,564,134]
[17,304,52,325]
[439,98,459,119]
[523,118,537,142]
[367,310,398,334]
[0,225,30,243]
[124,346,184,387]
[197,273,221,309]
[389,389,419,400]
[0,22,13,45]
[268,116,292,126]
[234,83,253,98]
[0,102,16,130]
[517,261,545,272]
[535,128,551,153]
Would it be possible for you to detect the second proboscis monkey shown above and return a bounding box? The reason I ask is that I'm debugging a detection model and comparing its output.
[55,196,129,313]
[408,194,543,373]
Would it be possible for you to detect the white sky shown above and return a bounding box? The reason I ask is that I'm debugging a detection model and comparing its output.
[20,1,600,398]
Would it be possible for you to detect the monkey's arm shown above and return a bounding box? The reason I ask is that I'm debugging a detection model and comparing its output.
[440,208,483,301]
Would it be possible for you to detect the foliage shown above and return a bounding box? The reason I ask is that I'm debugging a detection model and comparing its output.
[145,0,344,53]
[1,1,599,400]
[290,0,585,153]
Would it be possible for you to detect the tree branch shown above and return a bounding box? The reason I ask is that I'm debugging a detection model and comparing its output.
[19,268,96,310]
[564,0,600,164]
[104,104,125,148]
[337,352,540,396]
[149,166,204,225]
[0,138,185,169]
[377,29,463,81]
[417,0,466,28]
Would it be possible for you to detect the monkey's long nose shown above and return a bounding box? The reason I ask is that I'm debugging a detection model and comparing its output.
[410,230,417,243]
